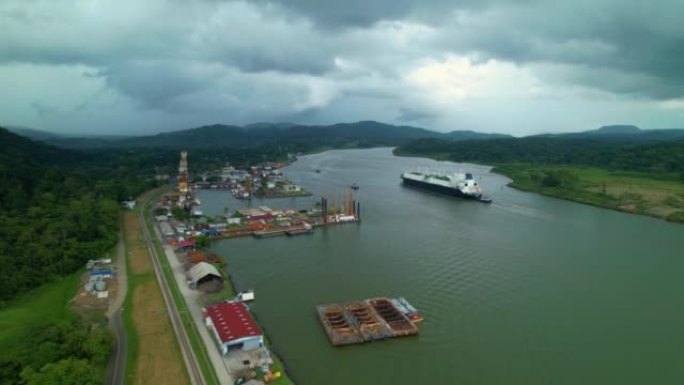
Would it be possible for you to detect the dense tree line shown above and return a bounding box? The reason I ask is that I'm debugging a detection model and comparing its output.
[396,137,684,176]
[0,128,154,304]
[0,318,111,384]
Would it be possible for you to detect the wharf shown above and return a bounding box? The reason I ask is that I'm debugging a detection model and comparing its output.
[316,297,419,346]
[253,229,288,238]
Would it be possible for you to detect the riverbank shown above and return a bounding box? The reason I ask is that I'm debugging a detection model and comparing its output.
[148,190,297,385]
[492,164,684,223]
[393,147,684,223]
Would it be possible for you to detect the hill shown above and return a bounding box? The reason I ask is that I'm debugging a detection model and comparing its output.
[0,127,122,303]
[534,125,684,142]
[43,121,511,149]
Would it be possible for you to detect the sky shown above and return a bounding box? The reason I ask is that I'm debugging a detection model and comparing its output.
[1,0,683,136]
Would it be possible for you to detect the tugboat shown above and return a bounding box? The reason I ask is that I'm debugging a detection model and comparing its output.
[390,297,424,323]
[401,169,491,203]
[350,183,360,190]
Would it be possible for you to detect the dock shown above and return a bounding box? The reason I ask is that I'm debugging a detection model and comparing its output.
[316,297,419,346]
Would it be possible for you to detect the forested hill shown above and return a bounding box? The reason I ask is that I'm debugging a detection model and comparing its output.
[40,121,511,149]
[395,136,684,175]
[531,125,684,142]
[0,127,120,304]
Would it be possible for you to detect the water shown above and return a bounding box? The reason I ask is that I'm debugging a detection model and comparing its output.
[203,148,684,385]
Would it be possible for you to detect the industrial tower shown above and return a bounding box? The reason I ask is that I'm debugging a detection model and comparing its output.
[178,150,189,195]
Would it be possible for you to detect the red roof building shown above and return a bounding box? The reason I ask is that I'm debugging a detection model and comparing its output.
[175,238,195,249]
[203,301,263,355]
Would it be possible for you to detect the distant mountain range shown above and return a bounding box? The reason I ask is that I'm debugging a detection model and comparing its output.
[9,121,510,149]
[5,122,683,150]
[532,125,684,141]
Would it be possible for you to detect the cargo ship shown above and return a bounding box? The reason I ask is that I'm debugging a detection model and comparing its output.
[401,169,492,203]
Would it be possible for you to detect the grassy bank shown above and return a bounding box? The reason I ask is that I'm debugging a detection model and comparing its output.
[0,272,81,351]
[493,164,684,222]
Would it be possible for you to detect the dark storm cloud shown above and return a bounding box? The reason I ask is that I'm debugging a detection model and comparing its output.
[397,107,438,123]
[2,0,684,134]
[256,0,493,28]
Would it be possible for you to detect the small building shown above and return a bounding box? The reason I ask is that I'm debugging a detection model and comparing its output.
[227,217,242,225]
[187,262,223,292]
[160,222,175,238]
[282,184,301,192]
[204,302,264,355]
[91,268,113,278]
[175,238,195,250]
[122,200,136,209]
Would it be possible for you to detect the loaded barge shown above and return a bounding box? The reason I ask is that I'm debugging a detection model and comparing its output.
[316,297,421,346]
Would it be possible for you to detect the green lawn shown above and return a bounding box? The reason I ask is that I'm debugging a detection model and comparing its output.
[493,164,684,222]
[0,271,81,351]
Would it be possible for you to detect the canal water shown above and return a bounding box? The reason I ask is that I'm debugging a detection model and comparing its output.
[202,148,684,385]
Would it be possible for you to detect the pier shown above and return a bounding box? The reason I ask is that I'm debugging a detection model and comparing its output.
[316,297,420,346]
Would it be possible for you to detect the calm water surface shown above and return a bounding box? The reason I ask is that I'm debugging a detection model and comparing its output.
[201,148,684,385]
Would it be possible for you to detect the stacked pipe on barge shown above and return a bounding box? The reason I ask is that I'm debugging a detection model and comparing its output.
[316,305,364,346]
[368,298,418,337]
[316,297,419,346]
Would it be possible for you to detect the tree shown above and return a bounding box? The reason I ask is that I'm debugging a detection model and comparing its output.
[21,358,101,385]
[195,235,212,249]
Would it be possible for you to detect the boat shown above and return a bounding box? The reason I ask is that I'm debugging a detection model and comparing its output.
[236,290,255,302]
[286,223,313,236]
[400,169,491,203]
[390,297,424,323]
[350,183,359,190]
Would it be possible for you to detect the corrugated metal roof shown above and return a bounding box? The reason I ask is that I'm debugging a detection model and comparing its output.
[187,262,222,285]
[205,302,262,343]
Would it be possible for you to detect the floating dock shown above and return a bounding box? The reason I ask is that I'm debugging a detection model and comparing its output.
[316,297,419,346]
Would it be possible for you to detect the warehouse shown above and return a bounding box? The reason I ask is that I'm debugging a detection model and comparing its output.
[187,262,223,292]
[204,301,263,355]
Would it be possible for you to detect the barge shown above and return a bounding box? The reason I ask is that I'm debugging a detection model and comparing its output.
[316,297,420,346]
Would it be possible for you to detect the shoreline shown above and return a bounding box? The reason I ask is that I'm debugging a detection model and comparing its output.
[393,150,684,224]
[146,190,297,384]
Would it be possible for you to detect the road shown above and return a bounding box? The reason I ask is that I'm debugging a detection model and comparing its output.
[106,308,126,385]
[106,232,127,385]
[138,204,206,385]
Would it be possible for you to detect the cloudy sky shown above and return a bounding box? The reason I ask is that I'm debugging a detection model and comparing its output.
[1,0,683,136]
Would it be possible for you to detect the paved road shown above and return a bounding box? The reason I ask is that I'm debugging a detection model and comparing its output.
[106,308,126,385]
[162,241,236,385]
[106,232,128,385]
[138,204,206,385]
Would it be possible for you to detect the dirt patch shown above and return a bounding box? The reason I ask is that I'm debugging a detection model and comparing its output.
[125,213,152,275]
[71,271,118,317]
[132,279,189,385]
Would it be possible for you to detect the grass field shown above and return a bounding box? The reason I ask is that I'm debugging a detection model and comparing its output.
[0,271,81,351]
[141,192,221,385]
[122,208,189,385]
[493,164,684,222]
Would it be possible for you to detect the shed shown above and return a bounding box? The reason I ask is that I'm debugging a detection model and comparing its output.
[204,301,264,355]
[160,222,175,238]
[187,262,224,292]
